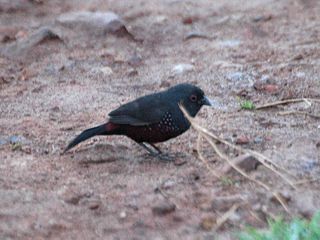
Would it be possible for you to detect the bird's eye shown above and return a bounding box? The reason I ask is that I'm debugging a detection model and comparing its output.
[190,94,197,102]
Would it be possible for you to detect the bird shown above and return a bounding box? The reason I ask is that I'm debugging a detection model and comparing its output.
[64,83,212,157]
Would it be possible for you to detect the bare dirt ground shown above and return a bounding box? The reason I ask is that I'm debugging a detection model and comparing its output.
[0,0,320,239]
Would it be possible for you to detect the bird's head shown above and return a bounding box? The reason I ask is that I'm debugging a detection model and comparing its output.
[167,83,213,117]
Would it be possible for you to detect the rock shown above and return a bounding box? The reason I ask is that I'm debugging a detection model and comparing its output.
[128,53,143,67]
[87,199,101,210]
[260,75,271,83]
[211,195,242,211]
[127,69,138,77]
[219,39,241,47]
[119,211,127,219]
[236,89,249,96]
[0,0,31,13]
[221,154,260,174]
[235,136,250,145]
[9,135,26,144]
[182,16,198,25]
[88,66,113,77]
[184,32,211,41]
[171,63,194,76]
[0,138,7,145]
[292,191,320,218]
[254,136,263,144]
[252,15,272,22]
[269,190,291,204]
[301,159,318,173]
[226,72,254,91]
[253,82,280,94]
[200,217,216,231]
[152,201,176,216]
[1,27,62,59]
[161,179,176,189]
[226,72,245,82]
[295,72,306,78]
[154,15,168,24]
[64,194,82,205]
[58,187,90,205]
[264,84,280,94]
[99,66,113,76]
[174,158,187,166]
[292,54,304,61]
[56,11,125,36]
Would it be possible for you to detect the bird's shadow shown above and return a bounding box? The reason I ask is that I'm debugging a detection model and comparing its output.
[66,143,127,165]
[139,151,188,165]
[64,143,188,166]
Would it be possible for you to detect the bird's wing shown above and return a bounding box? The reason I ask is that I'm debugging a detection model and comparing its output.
[108,93,172,126]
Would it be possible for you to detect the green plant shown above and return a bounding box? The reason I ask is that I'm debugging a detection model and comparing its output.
[240,100,255,110]
[238,212,320,240]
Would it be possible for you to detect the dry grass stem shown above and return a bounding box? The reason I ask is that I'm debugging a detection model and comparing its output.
[213,204,240,231]
[178,104,292,212]
[293,177,320,186]
[278,111,320,119]
[202,133,289,212]
[196,134,222,179]
[179,103,296,189]
[255,98,320,110]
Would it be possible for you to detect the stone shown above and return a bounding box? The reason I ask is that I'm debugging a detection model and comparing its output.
[221,154,260,174]
[1,27,61,59]
[226,72,245,82]
[200,217,216,231]
[9,135,26,144]
[99,66,113,76]
[56,11,125,36]
[235,136,250,145]
[152,201,176,216]
[171,63,194,75]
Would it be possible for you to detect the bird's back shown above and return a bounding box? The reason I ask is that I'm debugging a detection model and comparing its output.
[109,90,179,126]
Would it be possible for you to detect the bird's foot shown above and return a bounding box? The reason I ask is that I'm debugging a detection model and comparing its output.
[157,153,175,162]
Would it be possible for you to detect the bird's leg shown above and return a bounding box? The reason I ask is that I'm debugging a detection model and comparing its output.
[147,143,175,162]
[138,142,159,156]
[157,154,174,162]
[148,143,162,154]
[138,143,173,161]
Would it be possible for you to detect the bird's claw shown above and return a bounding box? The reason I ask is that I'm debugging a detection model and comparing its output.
[157,153,175,162]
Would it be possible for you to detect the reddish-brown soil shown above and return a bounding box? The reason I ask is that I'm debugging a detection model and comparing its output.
[0,0,319,239]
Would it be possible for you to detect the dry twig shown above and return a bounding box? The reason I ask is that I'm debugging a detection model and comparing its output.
[196,135,221,179]
[202,133,289,212]
[178,104,294,212]
[213,204,240,231]
[278,111,320,119]
[255,98,320,110]
[179,104,296,188]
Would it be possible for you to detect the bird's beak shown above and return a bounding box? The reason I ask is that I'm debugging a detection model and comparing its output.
[202,96,213,106]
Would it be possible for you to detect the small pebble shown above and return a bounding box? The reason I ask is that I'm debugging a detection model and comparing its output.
[119,211,127,219]
[226,72,244,81]
[0,139,7,145]
[88,201,100,210]
[254,136,263,144]
[172,63,194,75]
[235,136,250,145]
[152,201,176,216]
[200,217,216,231]
[9,135,25,144]
[100,66,113,76]
[219,39,241,47]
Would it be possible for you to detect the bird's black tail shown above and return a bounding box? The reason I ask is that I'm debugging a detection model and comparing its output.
[63,124,108,153]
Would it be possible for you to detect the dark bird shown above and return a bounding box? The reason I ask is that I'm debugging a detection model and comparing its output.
[64,83,212,156]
